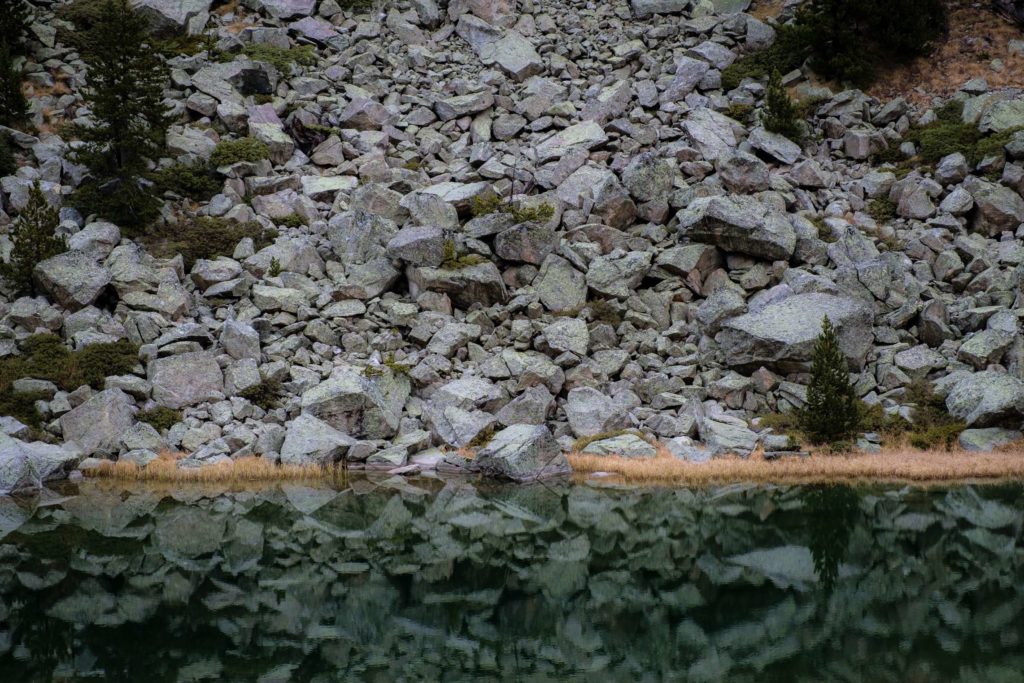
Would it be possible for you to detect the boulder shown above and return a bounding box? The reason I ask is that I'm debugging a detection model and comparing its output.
[534,254,586,312]
[148,351,225,409]
[717,293,874,372]
[565,387,630,437]
[579,433,657,458]
[301,365,410,439]
[630,0,688,16]
[958,427,1023,452]
[677,196,796,261]
[407,261,508,309]
[535,121,608,163]
[968,179,1024,236]
[946,372,1024,427]
[33,251,112,312]
[434,90,494,122]
[58,389,135,456]
[133,0,211,34]
[468,424,571,481]
[279,414,356,466]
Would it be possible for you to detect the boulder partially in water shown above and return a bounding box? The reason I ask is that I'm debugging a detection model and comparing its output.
[469,424,570,481]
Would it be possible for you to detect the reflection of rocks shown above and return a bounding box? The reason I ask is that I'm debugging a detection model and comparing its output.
[1,481,1021,681]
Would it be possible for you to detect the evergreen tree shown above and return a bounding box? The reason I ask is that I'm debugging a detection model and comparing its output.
[0,42,29,127]
[0,0,30,49]
[763,68,801,141]
[0,181,67,295]
[800,316,861,445]
[71,0,173,232]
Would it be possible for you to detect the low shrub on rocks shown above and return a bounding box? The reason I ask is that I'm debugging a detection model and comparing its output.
[238,380,283,411]
[470,195,555,223]
[152,161,221,201]
[139,217,275,269]
[209,137,270,168]
[907,101,1023,165]
[0,335,138,426]
[721,24,811,91]
[136,407,181,432]
[237,44,316,73]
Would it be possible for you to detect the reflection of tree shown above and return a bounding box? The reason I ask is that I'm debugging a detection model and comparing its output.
[803,484,860,592]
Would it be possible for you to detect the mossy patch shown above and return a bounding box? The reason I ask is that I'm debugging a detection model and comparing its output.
[469,195,555,224]
[137,406,182,432]
[209,137,270,168]
[238,380,283,411]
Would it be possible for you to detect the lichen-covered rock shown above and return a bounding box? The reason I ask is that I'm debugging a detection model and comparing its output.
[279,414,356,466]
[946,372,1024,427]
[33,251,112,312]
[148,352,225,409]
[677,196,796,262]
[59,389,135,456]
[301,366,410,439]
[717,294,874,372]
[468,424,570,481]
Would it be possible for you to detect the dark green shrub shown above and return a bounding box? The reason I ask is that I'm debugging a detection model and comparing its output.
[724,103,754,125]
[0,0,30,49]
[798,0,946,86]
[277,213,306,229]
[905,101,1023,166]
[137,406,181,432]
[239,380,283,410]
[867,198,896,223]
[139,216,274,269]
[237,44,316,72]
[0,182,67,295]
[908,423,965,450]
[800,317,861,445]
[72,339,139,388]
[209,137,270,167]
[152,161,221,201]
[721,23,813,91]
[762,68,801,140]
[0,133,17,176]
[439,239,487,269]
[70,0,174,233]
[0,41,28,127]
[469,195,554,223]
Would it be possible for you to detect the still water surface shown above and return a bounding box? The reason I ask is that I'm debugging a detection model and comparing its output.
[1,477,1022,682]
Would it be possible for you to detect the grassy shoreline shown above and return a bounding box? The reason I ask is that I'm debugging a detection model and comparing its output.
[569,446,1024,486]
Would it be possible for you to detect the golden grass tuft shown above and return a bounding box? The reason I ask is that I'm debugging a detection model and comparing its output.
[84,452,342,484]
[569,442,1024,486]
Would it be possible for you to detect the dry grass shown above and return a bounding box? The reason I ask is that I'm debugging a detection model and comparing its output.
[870,0,1024,106]
[84,452,342,484]
[749,0,786,21]
[569,442,1024,486]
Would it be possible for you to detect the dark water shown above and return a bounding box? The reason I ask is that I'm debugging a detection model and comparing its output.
[1,477,1023,682]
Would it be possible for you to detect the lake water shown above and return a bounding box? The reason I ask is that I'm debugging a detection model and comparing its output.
[1,477,1022,682]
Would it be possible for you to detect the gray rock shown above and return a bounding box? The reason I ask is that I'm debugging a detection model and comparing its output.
[748,127,802,165]
[565,387,630,437]
[631,0,688,16]
[579,433,657,458]
[534,254,587,312]
[535,121,608,163]
[946,372,1024,427]
[148,352,225,409]
[678,195,796,261]
[133,0,211,34]
[280,414,355,466]
[33,251,111,312]
[540,318,589,356]
[220,320,261,361]
[718,293,874,372]
[495,386,553,426]
[957,330,1014,369]
[958,427,1022,452]
[468,424,570,481]
[59,389,135,456]
[407,261,508,309]
[300,365,410,439]
[622,152,675,203]
[700,414,759,456]
[249,0,315,19]
[968,179,1024,236]
[386,225,447,267]
[434,90,494,122]
[586,251,652,299]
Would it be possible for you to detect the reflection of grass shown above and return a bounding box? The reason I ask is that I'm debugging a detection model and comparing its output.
[85,452,346,483]
[569,443,1024,486]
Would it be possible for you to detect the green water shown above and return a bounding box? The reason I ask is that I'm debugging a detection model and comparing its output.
[1,478,1023,682]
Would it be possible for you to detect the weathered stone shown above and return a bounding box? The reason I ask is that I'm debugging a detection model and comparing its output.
[565,387,630,437]
[958,427,1023,452]
[407,261,508,309]
[534,255,586,312]
[535,121,608,163]
[280,414,356,466]
[468,424,570,481]
[946,372,1024,427]
[434,90,494,122]
[301,365,410,439]
[677,196,796,261]
[579,433,657,458]
[718,293,874,372]
[33,251,112,312]
[59,389,135,456]
[148,352,225,409]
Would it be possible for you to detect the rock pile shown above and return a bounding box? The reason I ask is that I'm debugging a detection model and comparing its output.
[2,0,1024,491]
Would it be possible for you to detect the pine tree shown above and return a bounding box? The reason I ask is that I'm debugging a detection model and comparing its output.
[71,0,173,232]
[800,316,862,445]
[0,181,67,295]
[0,41,29,127]
[763,68,801,141]
[0,0,30,49]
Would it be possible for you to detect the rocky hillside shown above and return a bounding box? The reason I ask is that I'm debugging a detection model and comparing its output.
[2,0,1024,490]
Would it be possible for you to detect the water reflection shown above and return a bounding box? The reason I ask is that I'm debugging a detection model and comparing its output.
[803,484,859,591]
[0,479,1022,682]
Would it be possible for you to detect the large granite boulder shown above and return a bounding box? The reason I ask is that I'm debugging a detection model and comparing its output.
[945,372,1024,427]
[468,424,571,481]
[279,414,356,466]
[133,0,211,34]
[717,293,874,372]
[300,365,411,439]
[33,251,112,312]
[677,196,796,261]
[148,351,225,409]
[565,387,631,437]
[407,261,508,309]
[0,435,80,493]
[58,389,135,456]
